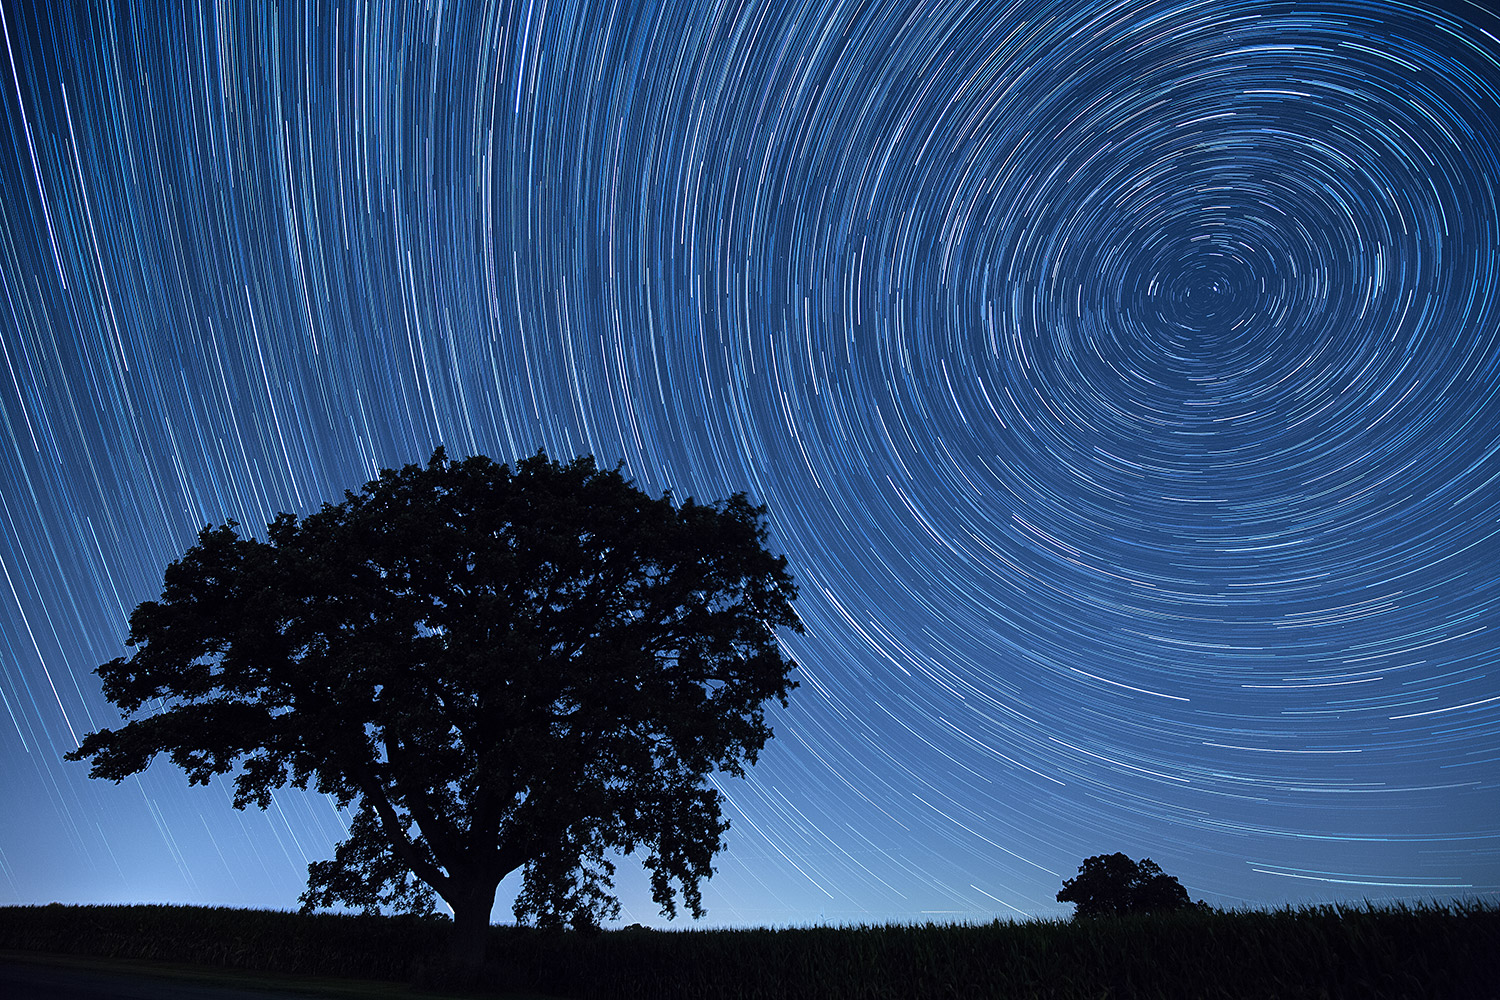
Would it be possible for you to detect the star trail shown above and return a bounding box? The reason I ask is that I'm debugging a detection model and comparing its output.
[1,0,1497,926]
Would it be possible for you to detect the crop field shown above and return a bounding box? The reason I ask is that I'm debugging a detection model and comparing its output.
[1,899,1494,999]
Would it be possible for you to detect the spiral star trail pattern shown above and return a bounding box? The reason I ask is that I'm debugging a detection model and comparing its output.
[1,0,1497,925]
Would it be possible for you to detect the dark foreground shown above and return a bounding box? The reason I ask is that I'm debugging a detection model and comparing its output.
[0,951,556,1000]
[1,900,1495,999]
[0,954,329,1000]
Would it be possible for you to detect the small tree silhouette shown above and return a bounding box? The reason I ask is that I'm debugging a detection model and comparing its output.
[1057,853,1194,918]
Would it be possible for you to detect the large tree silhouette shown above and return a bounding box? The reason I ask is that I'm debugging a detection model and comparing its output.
[68,450,800,973]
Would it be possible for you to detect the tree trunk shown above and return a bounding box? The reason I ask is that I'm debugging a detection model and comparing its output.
[445,882,499,983]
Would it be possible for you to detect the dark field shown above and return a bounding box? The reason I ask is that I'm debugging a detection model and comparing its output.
[1,900,1494,999]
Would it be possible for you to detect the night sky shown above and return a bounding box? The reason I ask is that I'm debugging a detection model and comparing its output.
[2,0,1498,927]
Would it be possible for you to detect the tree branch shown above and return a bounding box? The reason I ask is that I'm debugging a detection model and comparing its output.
[346,764,452,898]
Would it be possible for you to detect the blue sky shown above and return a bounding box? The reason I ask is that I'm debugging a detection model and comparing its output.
[1,0,1497,926]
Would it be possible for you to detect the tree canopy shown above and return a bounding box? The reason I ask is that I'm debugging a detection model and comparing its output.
[1056,853,1196,918]
[68,450,800,968]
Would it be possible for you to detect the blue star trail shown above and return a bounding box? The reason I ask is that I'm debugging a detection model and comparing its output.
[1,0,1497,925]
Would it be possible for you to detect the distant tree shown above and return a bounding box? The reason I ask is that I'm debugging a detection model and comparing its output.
[67,450,801,976]
[1057,853,1195,918]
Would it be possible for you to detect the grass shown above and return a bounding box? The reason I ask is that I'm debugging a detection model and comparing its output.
[1,899,1495,998]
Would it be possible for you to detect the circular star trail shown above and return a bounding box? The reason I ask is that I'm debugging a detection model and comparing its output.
[0,0,1497,922]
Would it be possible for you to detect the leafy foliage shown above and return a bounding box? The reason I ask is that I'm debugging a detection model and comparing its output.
[1056,853,1196,918]
[68,450,800,954]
